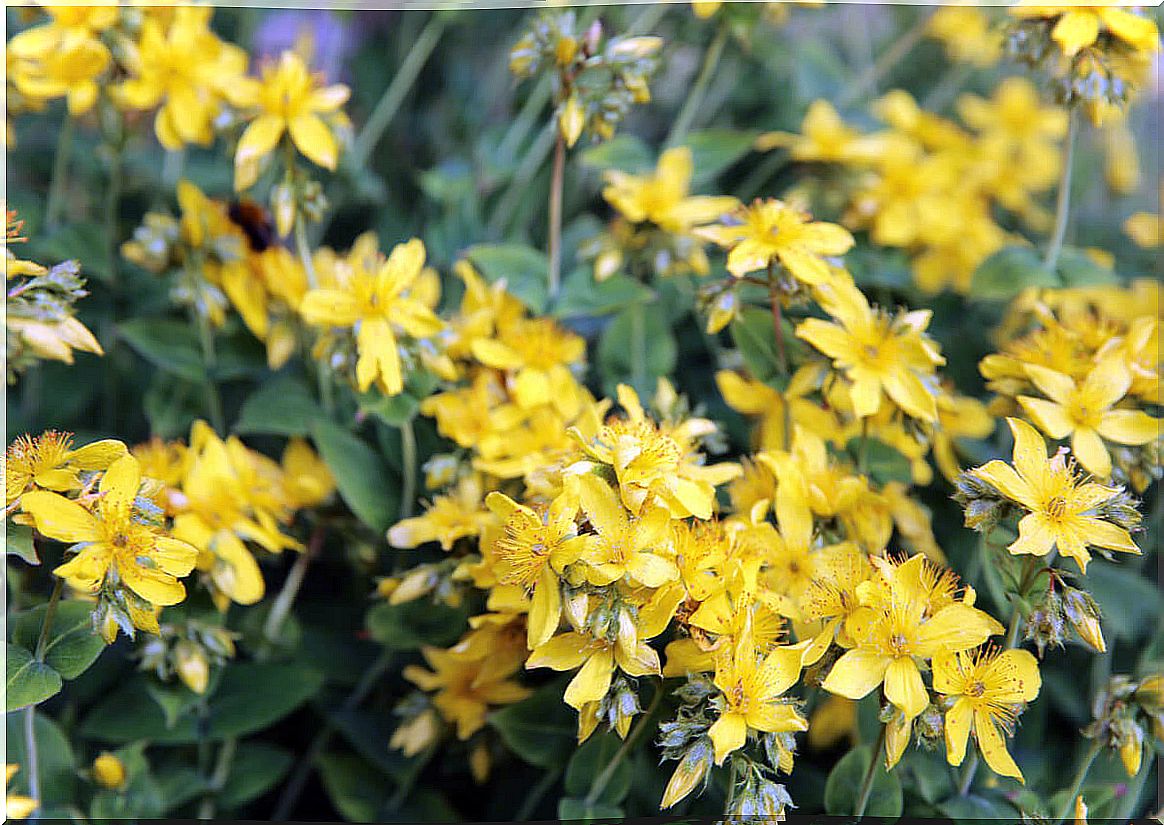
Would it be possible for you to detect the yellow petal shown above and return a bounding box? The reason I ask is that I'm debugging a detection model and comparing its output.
[1097,409,1159,446]
[527,632,591,671]
[708,711,748,765]
[563,649,613,709]
[299,289,361,327]
[944,698,973,766]
[975,709,1024,782]
[1051,10,1100,56]
[119,562,185,606]
[821,649,892,700]
[527,565,562,650]
[1024,364,1076,406]
[914,604,1004,657]
[357,317,401,395]
[1017,397,1074,440]
[20,491,100,543]
[1071,427,1111,479]
[289,114,338,170]
[235,114,284,170]
[884,657,928,719]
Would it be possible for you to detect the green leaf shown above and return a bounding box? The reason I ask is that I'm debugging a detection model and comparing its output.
[365,600,468,650]
[1055,246,1119,288]
[28,223,111,282]
[142,374,204,440]
[154,766,209,814]
[6,642,62,711]
[79,663,324,744]
[1085,562,1163,642]
[845,436,914,486]
[578,134,653,174]
[218,742,293,808]
[488,681,578,768]
[564,732,632,804]
[5,710,76,808]
[119,318,206,382]
[11,600,105,680]
[969,246,1057,302]
[939,792,1017,821]
[311,420,398,533]
[681,128,758,185]
[554,269,653,319]
[145,679,202,729]
[557,798,624,821]
[6,521,39,565]
[89,742,164,820]
[597,303,677,396]
[823,744,902,817]
[464,243,550,314]
[235,376,323,436]
[729,306,799,386]
[317,753,458,823]
[325,706,413,776]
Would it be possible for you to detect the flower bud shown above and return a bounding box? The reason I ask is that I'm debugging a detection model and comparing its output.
[270,183,295,239]
[175,641,210,695]
[390,565,437,604]
[390,708,440,757]
[92,753,127,790]
[559,95,585,149]
[1062,588,1106,654]
[1118,721,1144,777]
[554,35,578,67]
[660,738,713,809]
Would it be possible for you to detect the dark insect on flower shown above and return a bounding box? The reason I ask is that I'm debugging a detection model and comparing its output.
[227,198,275,253]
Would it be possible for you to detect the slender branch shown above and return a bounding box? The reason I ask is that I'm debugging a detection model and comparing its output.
[836,7,935,109]
[767,262,789,376]
[854,722,888,817]
[1054,740,1103,825]
[45,114,74,231]
[23,708,41,822]
[351,15,447,169]
[724,755,742,814]
[957,755,979,797]
[271,649,395,821]
[1043,108,1079,273]
[515,763,563,821]
[194,309,226,435]
[294,211,319,290]
[489,122,555,236]
[34,579,65,660]
[547,132,566,301]
[399,419,418,520]
[197,736,238,820]
[100,141,123,434]
[260,525,325,658]
[584,681,666,806]
[665,26,728,148]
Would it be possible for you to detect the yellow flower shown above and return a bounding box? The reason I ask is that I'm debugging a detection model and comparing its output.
[230,50,350,191]
[755,100,885,163]
[797,543,874,666]
[969,417,1142,572]
[576,473,678,589]
[707,631,807,764]
[300,237,443,396]
[927,7,1002,66]
[470,317,586,416]
[6,431,127,508]
[797,276,945,422]
[92,752,128,790]
[7,16,111,115]
[1124,179,1163,248]
[716,365,841,452]
[933,391,996,484]
[389,474,495,553]
[403,646,531,740]
[602,146,738,236]
[1009,4,1161,58]
[21,455,198,611]
[527,624,661,711]
[482,487,586,648]
[279,438,335,510]
[821,555,1004,721]
[1018,358,1159,478]
[115,6,248,150]
[933,646,1041,783]
[695,198,854,283]
[5,765,37,820]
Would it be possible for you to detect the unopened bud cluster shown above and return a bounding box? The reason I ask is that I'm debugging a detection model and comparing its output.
[138,619,238,694]
[1083,673,1164,777]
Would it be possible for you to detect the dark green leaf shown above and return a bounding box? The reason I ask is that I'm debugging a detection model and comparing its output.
[823,744,902,817]
[845,436,914,486]
[6,521,39,565]
[365,600,468,650]
[154,766,209,814]
[1055,247,1119,288]
[939,792,1017,821]
[235,376,323,436]
[145,679,202,729]
[6,642,62,711]
[729,306,799,386]
[218,742,293,808]
[317,753,458,823]
[969,246,1057,302]
[682,129,758,185]
[119,318,206,382]
[28,223,110,282]
[311,420,398,533]
[11,600,105,680]
[89,742,164,820]
[578,134,653,174]
[5,710,76,807]
[597,303,677,397]
[79,663,324,744]
[488,681,577,768]
[1085,562,1162,642]
[564,732,631,804]
[554,268,653,319]
[464,243,549,314]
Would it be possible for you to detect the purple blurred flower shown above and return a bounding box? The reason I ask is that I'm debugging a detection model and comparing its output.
[252,9,358,82]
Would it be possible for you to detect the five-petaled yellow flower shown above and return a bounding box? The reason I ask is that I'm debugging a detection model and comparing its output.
[969,417,1142,572]
[933,646,1041,783]
[21,455,199,609]
[231,50,350,191]
[576,473,679,589]
[300,237,443,396]
[602,146,738,235]
[696,197,854,283]
[1018,358,1159,479]
[403,645,531,740]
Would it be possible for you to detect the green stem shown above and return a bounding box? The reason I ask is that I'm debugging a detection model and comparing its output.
[584,681,666,806]
[738,149,789,203]
[724,756,742,814]
[100,142,123,434]
[837,7,935,108]
[1004,605,1024,650]
[195,311,226,435]
[161,148,186,192]
[665,26,728,148]
[515,764,563,821]
[1055,740,1103,825]
[921,61,975,114]
[399,419,418,520]
[854,722,888,817]
[45,114,74,231]
[260,525,325,659]
[547,132,566,301]
[490,123,555,236]
[271,649,395,821]
[1115,750,1154,820]
[293,211,319,290]
[350,15,447,169]
[957,753,979,796]
[767,262,789,376]
[197,736,238,820]
[1043,108,1079,274]
[34,579,65,660]
[23,707,41,822]
[388,740,439,811]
